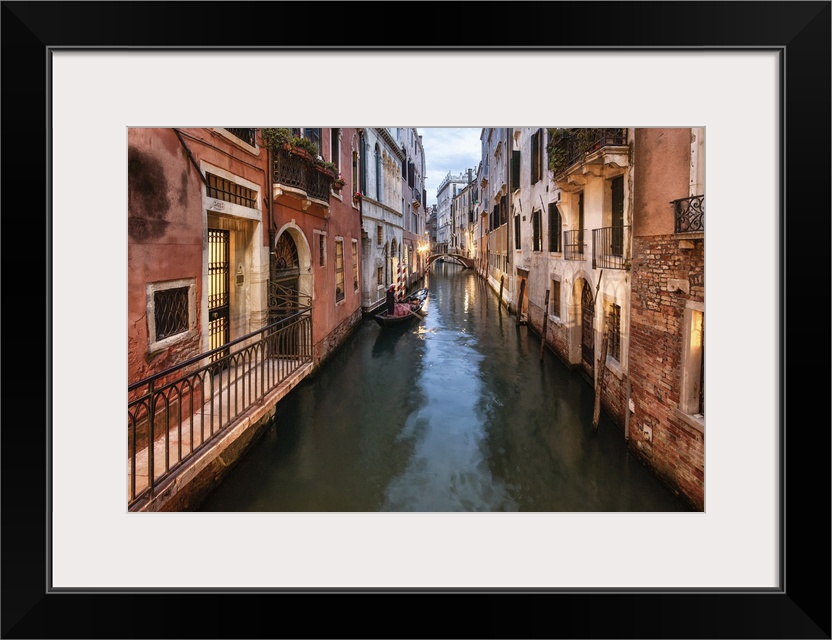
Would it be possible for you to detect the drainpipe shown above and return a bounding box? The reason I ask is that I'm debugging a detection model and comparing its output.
[173,128,208,187]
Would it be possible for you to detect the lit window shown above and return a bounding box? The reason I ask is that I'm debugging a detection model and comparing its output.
[335,240,345,302]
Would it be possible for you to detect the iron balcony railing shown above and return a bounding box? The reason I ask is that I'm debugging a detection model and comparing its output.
[127,309,312,510]
[554,128,628,176]
[672,194,705,233]
[273,149,334,202]
[563,229,587,261]
[592,225,631,270]
[224,128,257,147]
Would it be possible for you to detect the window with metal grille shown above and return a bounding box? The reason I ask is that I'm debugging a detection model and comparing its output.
[548,203,562,252]
[319,233,326,267]
[352,240,359,291]
[377,225,383,244]
[335,240,345,302]
[223,128,256,147]
[551,279,561,318]
[609,303,621,361]
[532,209,542,251]
[377,266,384,286]
[153,287,189,340]
[206,173,258,208]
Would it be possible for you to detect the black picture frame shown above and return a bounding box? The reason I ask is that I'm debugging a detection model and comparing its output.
[2,2,829,638]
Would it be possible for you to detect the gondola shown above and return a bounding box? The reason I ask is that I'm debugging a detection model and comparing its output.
[373,288,428,327]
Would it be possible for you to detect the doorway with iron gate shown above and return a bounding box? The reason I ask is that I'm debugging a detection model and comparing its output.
[580,278,595,381]
[208,228,230,363]
[269,228,312,357]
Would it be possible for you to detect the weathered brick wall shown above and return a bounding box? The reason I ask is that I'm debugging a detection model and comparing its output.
[629,234,704,510]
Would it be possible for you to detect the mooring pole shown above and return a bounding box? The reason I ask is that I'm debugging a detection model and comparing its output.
[516,278,526,325]
[592,315,611,430]
[499,275,505,310]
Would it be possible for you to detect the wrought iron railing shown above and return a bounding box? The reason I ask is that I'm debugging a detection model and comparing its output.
[127,309,312,510]
[553,128,628,176]
[592,225,631,270]
[224,128,257,147]
[563,229,586,261]
[273,149,334,202]
[672,195,705,233]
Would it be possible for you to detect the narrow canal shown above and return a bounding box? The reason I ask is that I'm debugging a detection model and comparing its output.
[198,263,691,512]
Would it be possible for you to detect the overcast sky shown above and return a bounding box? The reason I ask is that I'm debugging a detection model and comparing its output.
[417,127,482,208]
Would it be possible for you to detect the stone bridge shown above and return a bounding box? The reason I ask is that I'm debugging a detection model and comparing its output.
[426,252,475,269]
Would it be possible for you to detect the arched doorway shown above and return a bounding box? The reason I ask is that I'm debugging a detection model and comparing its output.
[269,230,300,323]
[581,279,595,379]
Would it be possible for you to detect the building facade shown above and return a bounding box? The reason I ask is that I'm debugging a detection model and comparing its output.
[397,127,428,291]
[627,127,705,510]
[357,127,407,312]
[469,126,704,510]
[127,126,364,510]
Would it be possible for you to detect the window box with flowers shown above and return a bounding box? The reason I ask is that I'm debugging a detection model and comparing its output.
[353,191,362,204]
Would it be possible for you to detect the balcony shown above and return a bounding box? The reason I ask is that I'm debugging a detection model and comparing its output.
[551,128,629,189]
[412,187,422,207]
[272,147,335,212]
[563,229,586,261]
[672,195,705,233]
[592,225,631,270]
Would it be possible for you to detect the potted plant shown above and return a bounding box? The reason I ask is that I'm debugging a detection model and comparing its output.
[261,127,293,151]
[353,191,362,204]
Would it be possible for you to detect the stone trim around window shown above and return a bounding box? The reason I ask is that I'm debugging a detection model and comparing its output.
[146,278,197,354]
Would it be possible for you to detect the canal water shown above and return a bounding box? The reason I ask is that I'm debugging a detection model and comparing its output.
[198,263,691,512]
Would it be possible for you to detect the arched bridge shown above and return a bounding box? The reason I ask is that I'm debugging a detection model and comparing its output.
[426,252,475,269]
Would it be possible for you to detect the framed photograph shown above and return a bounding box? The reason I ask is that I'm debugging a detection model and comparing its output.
[4,1,829,638]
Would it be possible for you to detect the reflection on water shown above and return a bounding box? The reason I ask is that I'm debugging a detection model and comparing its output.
[198,264,691,512]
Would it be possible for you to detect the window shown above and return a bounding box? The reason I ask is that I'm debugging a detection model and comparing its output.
[514,214,521,249]
[532,209,542,252]
[295,128,321,153]
[223,128,256,147]
[680,304,705,421]
[352,240,359,291]
[335,240,344,302]
[154,287,189,340]
[548,202,562,252]
[352,150,359,201]
[377,266,384,286]
[206,172,258,208]
[146,278,197,353]
[511,148,521,191]
[551,279,561,318]
[377,225,383,244]
[375,144,381,201]
[330,129,340,173]
[577,191,585,246]
[531,128,542,184]
[318,233,326,267]
[609,303,621,361]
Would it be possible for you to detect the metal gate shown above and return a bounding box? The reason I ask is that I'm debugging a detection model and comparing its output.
[269,231,302,356]
[208,229,230,363]
[581,281,595,374]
